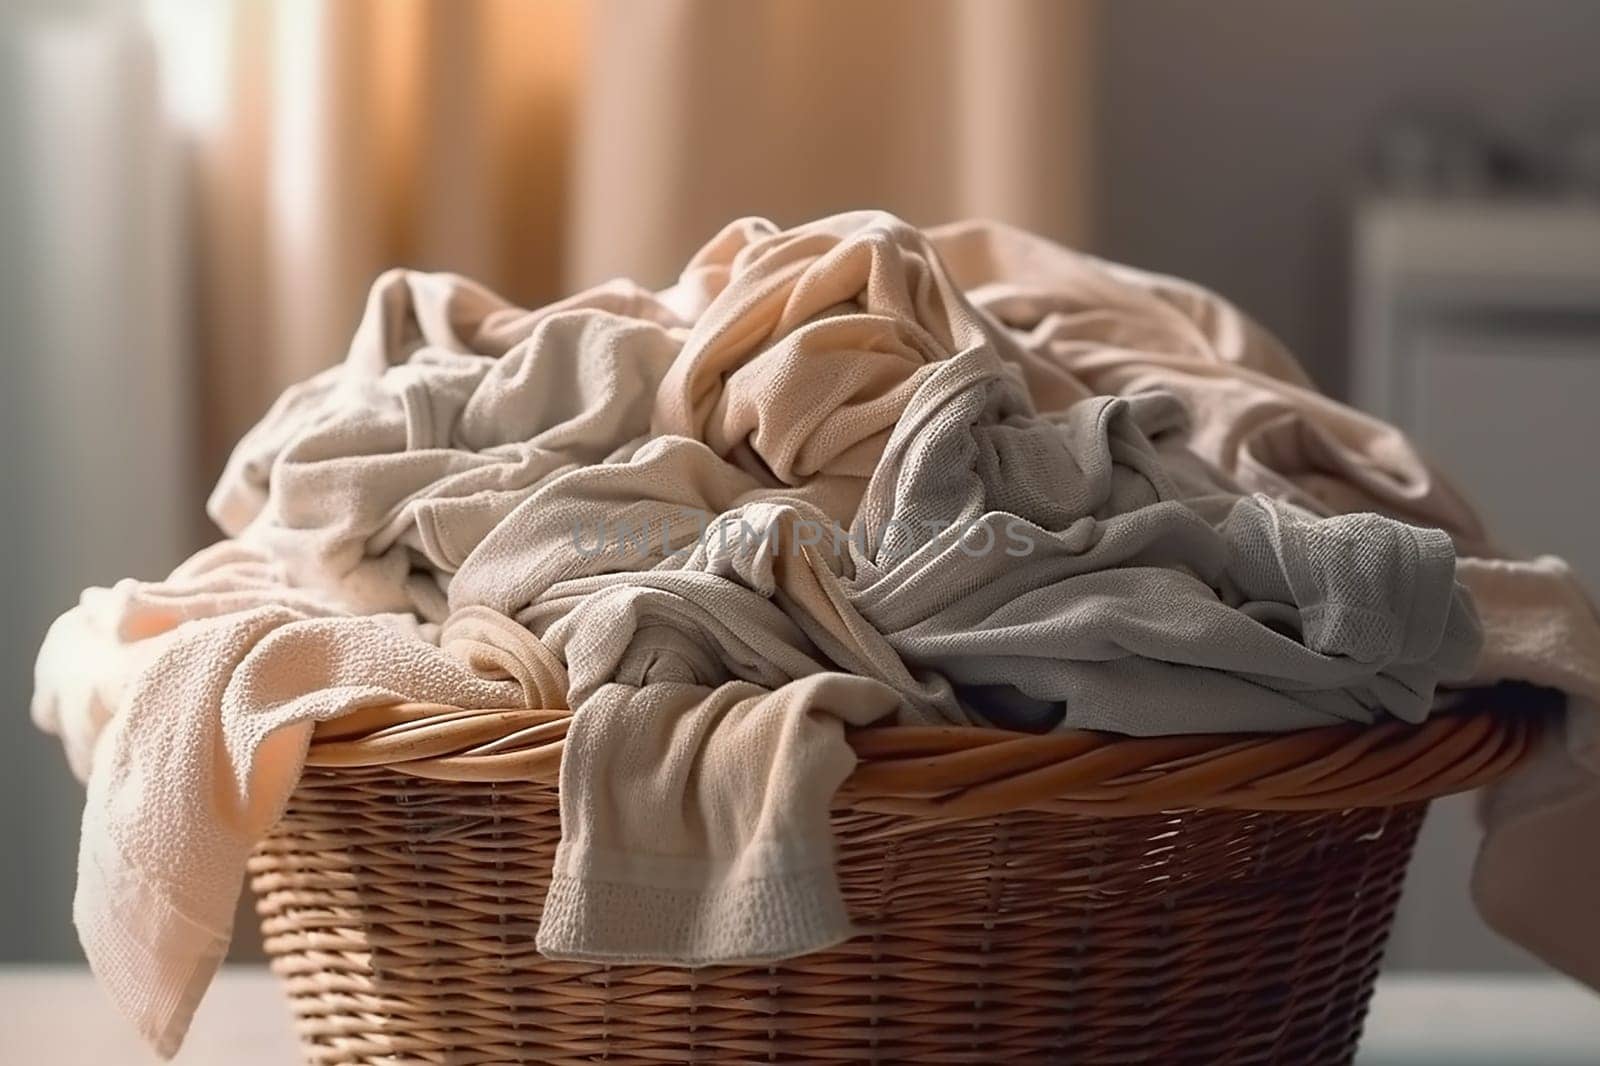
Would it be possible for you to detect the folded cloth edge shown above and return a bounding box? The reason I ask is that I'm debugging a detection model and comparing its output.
[75,828,231,1060]
[536,840,854,966]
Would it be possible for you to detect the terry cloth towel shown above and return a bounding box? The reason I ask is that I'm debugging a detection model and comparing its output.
[33,544,566,1058]
[32,541,364,782]
[653,212,1026,489]
[1463,557,1600,990]
[911,217,1600,984]
[34,209,1600,1052]
[840,350,1482,734]
[513,486,979,959]
[478,493,966,963]
[537,672,904,964]
[209,213,1025,623]
[208,269,686,617]
[924,219,1492,554]
[522,365,1478,961]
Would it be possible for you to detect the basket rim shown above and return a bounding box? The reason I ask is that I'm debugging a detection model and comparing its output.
[302,687,1548,818]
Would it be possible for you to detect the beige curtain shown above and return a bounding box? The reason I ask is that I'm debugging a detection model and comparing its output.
[569,0,1097,288]
[179,0,585,472]
[171,0,1094,478]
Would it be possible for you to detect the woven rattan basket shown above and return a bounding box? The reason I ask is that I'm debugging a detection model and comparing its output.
[249,696,1538,1065]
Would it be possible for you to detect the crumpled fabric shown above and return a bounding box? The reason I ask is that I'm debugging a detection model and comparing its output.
[1459,556,1600,991]
[31,210,1599,1058]
[209,270,687,616]
[926,219,1493,553]
[840,348,1481,735]
[654,213,1026,489]
[33,543,566,1058]
[537,671,906,966]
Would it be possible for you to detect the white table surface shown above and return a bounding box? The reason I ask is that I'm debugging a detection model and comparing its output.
[2,967,1597,1064]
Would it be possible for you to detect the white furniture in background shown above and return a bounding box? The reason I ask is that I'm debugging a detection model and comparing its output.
[1353,197,1600,589]
[1351,196,1600,973]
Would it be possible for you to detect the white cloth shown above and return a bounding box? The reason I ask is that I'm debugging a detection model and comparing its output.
[1462,557,1600,990]
[926,219,1493,554]
[209,270,686,616]
[33,210,1600,1058]
[33,542,356,782]
[838,350,1479,733]
[33,544,566,1058]
[918,219,1600,986]
[538,673,902,965]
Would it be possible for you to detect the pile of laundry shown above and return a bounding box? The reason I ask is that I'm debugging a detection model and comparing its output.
[34,212,1600,1056]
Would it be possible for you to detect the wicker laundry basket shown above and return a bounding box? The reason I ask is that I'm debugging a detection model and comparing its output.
[249,696,1539,1066]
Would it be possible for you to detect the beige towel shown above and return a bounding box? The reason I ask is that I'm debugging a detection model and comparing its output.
[37,210,1600,1053]
[34,545,565,1058]
[497,490,954,963]
[32,541,362,779]
[919,217,1600,985]
[537,673,903,964]
[654,212,1025,488]
[1462,557,1600,989]
[447,433,866,620]
[209,269,685,616]
[927,219,1493,554]
[841,350,1481,733]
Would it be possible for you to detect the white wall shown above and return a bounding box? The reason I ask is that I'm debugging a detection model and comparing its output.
[1097,0,1600,394]
[0,11,195,961]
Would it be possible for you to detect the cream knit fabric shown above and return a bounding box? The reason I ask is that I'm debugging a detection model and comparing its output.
[33,546,566,1058]
[538,673,903,965]
[1461,556,1600,991]
[209,270,688,616]
[31,210,1600,1058]
[926,219,1492,554]
[841,350,1480,734]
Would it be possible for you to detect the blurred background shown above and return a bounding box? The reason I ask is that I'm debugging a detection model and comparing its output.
[2,0,1598,981]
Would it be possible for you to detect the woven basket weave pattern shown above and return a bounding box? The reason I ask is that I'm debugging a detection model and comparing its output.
[253,768,1425,1065]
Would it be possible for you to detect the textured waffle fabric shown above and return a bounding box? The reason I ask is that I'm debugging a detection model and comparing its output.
[33,212,1598,1058]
